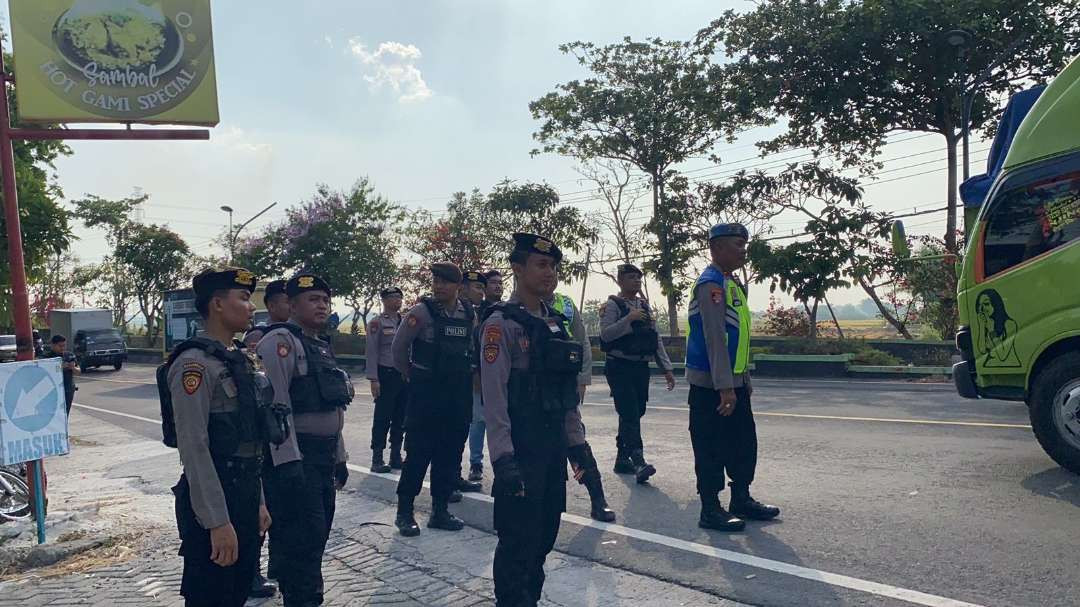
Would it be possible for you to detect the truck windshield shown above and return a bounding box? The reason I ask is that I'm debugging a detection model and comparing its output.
[83,329,122,341]
[0,335,15,346]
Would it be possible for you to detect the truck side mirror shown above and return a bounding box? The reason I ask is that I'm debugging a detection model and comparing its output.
[890,220,910,259]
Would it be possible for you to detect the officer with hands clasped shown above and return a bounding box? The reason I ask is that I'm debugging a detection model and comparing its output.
[161,267,282,607]
[481,233,597,606]
[600,263,676,484]
[391,262,476,536]
[257,273,352,607]
[686,224,780,533]
[366,286,407,473]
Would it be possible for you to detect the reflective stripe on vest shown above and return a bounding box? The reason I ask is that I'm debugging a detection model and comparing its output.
[685,267,751,374]
[552,293,575,337]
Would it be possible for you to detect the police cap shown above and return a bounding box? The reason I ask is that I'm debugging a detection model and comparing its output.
[463,271,488,286]
[430,262,463,283]
[286,272,332,298]
[617,263,643,278]
[512,232,563,264]
[380,286,404,298]
[193,267,258,298]
[708,223,749,241]
[263,279,287,304]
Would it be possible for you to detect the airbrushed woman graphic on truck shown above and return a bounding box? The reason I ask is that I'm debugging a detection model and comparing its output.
[973,289,1021,368]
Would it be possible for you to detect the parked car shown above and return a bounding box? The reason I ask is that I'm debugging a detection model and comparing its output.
[0,335,16,363]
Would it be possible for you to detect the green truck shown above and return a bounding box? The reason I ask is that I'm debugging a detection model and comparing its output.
[952,54,1080,473]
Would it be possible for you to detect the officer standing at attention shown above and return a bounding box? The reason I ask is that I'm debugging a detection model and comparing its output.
[391,263,476,536]
[258,273,352,606]
[599,264,675,484]
[482,233,595,605]
[686,224,780,532]
[468,270,505,482]
[366,287,407,473]
[547,291,615,522]
[463,271,488,482]
[166,268,273,607]
[43,335,78,416]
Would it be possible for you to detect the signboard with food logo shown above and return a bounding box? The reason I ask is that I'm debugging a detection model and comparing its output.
[9,0,219,125]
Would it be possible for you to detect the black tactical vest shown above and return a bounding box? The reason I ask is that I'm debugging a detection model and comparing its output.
[157,338,265,458]
[486,303,583,414]
[600,296,659,356]
[266,324,353,414]
[411,297,475,380]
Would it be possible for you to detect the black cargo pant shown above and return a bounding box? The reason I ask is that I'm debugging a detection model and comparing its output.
[493,410,567,607]
[263,436,337,607]
[173,460,261,607]
[398,375,470,500]
[688,384,757,496]
[604,356,651,453]
[370,365,407,452]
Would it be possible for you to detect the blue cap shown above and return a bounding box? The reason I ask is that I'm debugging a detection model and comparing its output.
[708,223,749,241]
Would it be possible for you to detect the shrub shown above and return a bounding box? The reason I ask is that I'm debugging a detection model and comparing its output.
[760,297,809,337]
[850,347,903,366]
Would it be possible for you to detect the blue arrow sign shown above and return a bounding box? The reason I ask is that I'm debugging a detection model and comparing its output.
[3,365,60,433]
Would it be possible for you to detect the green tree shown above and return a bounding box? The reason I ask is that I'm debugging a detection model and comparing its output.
[0,46,74,327]
[113,223,190,339]
[700,0,1078,334]
[70,192,149,327]
[749,237,850,340]
[530,37,738,335]
[237,180,405,334]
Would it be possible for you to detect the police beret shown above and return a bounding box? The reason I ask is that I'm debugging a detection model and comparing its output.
[264,279,287,302]
[464,271,488,286]
[708,223,749,241]
[193,267,257,298]
[286,272,331,297]
[430,262,463,283]
[512,233,563,263]
[380,286,404,298]
[617,263,643,277]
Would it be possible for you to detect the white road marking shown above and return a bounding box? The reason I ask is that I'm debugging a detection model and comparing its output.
[581,401,1031,430]
[73,401,987,607]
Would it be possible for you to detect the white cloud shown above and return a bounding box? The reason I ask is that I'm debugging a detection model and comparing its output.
[347,38,433,103]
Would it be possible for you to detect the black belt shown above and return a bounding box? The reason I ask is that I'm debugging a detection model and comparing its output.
[214,455,262,476]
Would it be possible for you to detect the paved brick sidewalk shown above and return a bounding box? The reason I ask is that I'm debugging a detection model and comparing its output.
[0,411,744,607]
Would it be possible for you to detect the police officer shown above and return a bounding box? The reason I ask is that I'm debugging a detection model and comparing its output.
[166,268,273,607]
[686,224,780,532]
[547,291,615,522]
[258,273,352,606]
[391,263,476,536]
[366,287,407,473]
[463,271,489,482]
[482,233,595,605]
[599,264,675,484]
[43,335,78,415]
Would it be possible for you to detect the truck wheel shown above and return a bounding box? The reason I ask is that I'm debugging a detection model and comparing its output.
[113,361,123,371]
[1029,352,1080,475]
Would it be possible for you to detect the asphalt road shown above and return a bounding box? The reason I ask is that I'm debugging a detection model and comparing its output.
[69,364,1079,607]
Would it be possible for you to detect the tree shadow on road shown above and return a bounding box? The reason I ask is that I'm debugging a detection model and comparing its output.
[1021,467,1080,507]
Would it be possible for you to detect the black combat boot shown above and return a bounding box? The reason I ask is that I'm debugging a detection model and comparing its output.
[389,445,404,470]
[455,475,483,493]
[427,497,465,531]
[371,449,391,474]
[249,571,277,598]
[583,474,616,522]
[698,493,745,532]
[395,497,421,537]
[612,448,634,474]
[729,484,780,521]
[629,449,656,484]
[468,463,483,482]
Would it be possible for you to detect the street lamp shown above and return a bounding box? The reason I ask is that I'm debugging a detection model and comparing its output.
[220,205,234,263]
[943,30,974,181]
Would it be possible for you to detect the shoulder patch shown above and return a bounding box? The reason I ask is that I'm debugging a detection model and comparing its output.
[407,314,419,327]
[182,369,203,395]
[599,302,608,315]
[277,341,291,358]
[483,325,502,344]
[483,343,500,364]
[368,320,379,332]
[182,360,206,372]
[710,287,725,305]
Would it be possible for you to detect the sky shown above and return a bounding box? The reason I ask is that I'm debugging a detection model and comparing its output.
[1,1,988,313]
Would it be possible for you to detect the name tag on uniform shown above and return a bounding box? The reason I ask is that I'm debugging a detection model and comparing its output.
[445,326,467,337]
[546,319,561,333]
[382,328,396,335]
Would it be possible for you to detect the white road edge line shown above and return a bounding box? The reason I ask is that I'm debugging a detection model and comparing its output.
[74,402,987,607]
